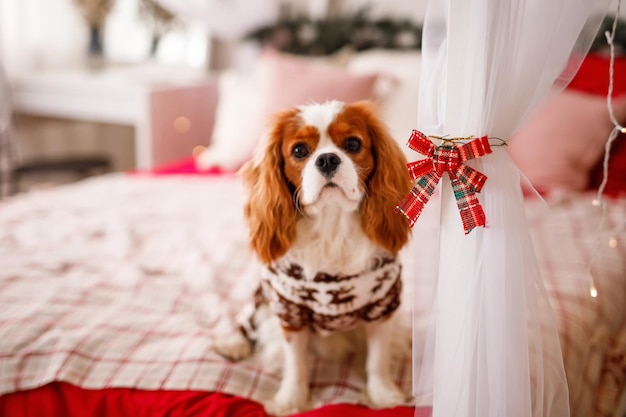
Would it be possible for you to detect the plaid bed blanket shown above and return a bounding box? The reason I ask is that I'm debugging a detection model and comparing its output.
[0,175,624,416]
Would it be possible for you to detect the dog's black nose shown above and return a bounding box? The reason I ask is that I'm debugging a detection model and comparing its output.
[315,153,341,177]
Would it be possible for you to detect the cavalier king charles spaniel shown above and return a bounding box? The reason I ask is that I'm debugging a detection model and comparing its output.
[214,100,412,415]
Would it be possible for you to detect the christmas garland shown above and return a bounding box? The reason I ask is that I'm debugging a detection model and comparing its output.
[245,6,421,56]
[246,8,625,57]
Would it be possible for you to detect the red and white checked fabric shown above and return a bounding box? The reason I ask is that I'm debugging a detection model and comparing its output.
[0,175,412,409]
[525,194,626,417]
[396,130,492,234]
[0,175,624,417]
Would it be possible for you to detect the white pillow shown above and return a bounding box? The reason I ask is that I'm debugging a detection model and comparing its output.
[194,69,265,171]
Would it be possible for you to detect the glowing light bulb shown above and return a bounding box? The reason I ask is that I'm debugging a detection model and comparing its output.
[174,116,191,134]
[592,199,601,207]
[590,286,598,298]
[192,145,207,159]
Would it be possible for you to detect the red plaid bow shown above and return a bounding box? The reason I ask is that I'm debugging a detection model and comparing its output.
[395,130,492,234]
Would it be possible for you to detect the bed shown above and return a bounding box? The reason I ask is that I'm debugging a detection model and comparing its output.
[1,31,626,417]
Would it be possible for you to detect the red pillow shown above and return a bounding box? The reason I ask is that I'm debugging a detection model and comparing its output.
[576,54,626,197]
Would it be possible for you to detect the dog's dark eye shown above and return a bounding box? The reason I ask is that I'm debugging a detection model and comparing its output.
[343,137,362,154]
[292,143,310,160]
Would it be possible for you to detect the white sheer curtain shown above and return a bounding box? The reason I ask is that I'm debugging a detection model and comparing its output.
[411,1,609,417]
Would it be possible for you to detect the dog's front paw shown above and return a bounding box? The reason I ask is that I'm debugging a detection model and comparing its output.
[264,386,309,416]
[212,331,253,361]
[365,377,408,409]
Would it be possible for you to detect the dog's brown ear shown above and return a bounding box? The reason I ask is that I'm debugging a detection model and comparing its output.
[239,109,300,265]
[352,102,412,255]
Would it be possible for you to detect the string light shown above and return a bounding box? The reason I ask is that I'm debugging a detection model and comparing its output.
[174,116,191,134]
[587,0,624,298]
[192,145,207,159]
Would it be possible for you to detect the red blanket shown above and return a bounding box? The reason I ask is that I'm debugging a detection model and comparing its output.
[0,382,426,417]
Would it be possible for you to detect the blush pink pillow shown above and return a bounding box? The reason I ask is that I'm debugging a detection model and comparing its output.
[195,50,378,172]
[507,89,626,194]
[258,49,378,113]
